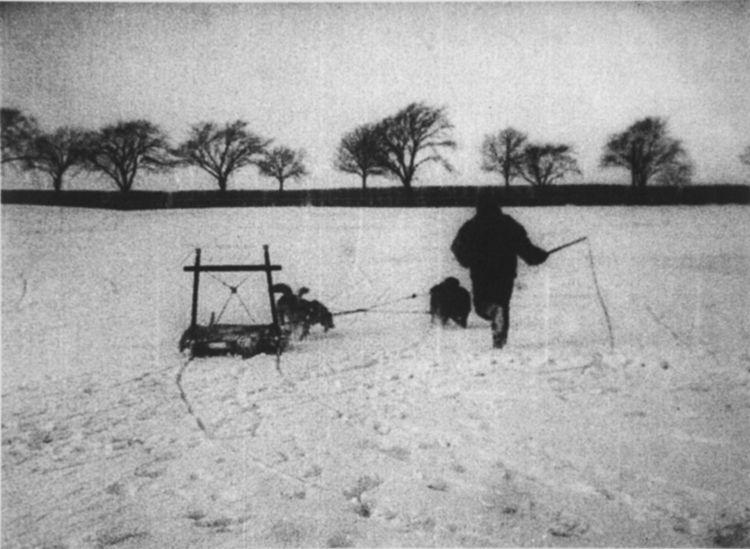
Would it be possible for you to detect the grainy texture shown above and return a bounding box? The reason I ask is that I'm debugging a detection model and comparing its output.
[2,205,749,547]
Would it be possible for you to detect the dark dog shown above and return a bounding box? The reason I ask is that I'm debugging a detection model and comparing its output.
[272,283,306,327]
[272,283,334,339]
[300,299,335,339]
[429,277,471,328]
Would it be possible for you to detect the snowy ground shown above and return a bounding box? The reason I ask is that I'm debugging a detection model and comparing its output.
[2,204,749,548]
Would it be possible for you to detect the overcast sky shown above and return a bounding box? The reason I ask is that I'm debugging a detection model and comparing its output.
[2,2,749,190]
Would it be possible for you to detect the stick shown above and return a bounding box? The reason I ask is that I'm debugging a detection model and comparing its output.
[547,236,588,255]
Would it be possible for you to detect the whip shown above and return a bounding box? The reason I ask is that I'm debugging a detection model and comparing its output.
[547,236,588,255]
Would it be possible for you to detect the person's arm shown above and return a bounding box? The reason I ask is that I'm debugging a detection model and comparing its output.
[512,220,548,266]
[523,245,548,266]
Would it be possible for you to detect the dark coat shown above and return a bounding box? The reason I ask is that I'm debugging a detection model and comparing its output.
[451,208,547,316]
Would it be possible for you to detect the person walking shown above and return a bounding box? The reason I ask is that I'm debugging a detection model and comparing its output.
[451,190,548,348]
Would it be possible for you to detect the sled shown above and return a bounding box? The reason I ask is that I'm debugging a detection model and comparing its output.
[179,246,288,359]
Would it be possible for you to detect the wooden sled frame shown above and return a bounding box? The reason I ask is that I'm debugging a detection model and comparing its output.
[179,245,288,359]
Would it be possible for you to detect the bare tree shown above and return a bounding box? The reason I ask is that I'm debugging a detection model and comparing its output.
[480,127,528,187]
[653,158,694,187]
[1,107,39,164]
[740,145,750,168]
[519,143,581,187]
[334,123,386,190]
[257,146,308,192]
[25,127,88,191]
[601,117,691,187]
[174,120,269,191]
[82,120,174,192]
[374,102,456,189]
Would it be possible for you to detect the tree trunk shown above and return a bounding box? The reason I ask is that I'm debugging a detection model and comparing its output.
[278,178,284,192]
[121,167,135,192]
[218,175,228,191]
[637,168,648,188]
[361,173,367,190]
[402,173,412,190]
[53,173,63,192]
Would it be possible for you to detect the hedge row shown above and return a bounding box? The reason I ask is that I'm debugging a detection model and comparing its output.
[2,184,748,210]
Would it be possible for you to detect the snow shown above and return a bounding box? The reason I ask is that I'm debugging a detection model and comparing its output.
[2,204,749,548]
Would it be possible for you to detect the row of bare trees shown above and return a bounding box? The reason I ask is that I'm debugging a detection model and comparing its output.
[333,104,717,190]
[4,103,747,192]
[477,118,703,189]
[333,103,585,190]
[480,128,581,187]
[174,121,307,192]
[335,102,456,190]
[0,110,307,192]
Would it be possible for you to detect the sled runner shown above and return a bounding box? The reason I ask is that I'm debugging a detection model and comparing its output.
[179,246,288,359]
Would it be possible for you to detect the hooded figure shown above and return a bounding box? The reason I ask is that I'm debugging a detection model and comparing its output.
[451,190,548,348]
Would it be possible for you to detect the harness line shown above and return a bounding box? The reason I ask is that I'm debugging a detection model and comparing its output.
[204,271,258,324]
[332,292,427,317]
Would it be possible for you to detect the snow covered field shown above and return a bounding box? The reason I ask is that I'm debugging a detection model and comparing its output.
[2,204,749,548]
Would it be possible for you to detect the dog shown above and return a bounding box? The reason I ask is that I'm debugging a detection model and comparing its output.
[272,283,334,339]
[429,277,471,328]
[301,299,335,338]
[272,283,307,327]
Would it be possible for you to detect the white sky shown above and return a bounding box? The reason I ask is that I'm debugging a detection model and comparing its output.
[2,2,749,190]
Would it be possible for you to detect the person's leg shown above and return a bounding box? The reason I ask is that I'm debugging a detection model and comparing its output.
[472,293,493,321]
[473,295,505,348]
[472,275,514,348]
[490,305,505,348]
[492,278,515,348]
[473,293,503,346]
[491,302,511,348]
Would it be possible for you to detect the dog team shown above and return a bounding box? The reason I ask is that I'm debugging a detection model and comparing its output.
[275,189,549,349]
[273,275,472,341]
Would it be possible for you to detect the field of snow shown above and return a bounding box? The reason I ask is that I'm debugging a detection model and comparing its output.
[2,204,749,548]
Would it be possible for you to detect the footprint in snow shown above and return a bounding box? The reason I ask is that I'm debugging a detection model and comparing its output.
[549,512,589,538]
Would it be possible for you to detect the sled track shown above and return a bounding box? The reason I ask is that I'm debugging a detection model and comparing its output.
[586,240,615,350]
[292,325,434,384]
[175,356,208,435]
[174,354,340,491]
[172,324,434,491]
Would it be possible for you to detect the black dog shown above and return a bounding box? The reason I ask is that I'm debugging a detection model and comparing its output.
[301,299,335,339]
[429,277,471,328]
[272,283,334,339]
[272,283,307,327]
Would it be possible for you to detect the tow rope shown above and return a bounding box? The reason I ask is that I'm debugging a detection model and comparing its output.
[333,292,427,317]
